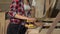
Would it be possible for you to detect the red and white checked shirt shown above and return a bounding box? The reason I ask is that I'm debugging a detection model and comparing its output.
[8,0,31,24]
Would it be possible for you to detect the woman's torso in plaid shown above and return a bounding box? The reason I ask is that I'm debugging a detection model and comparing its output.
[8,0,31,24]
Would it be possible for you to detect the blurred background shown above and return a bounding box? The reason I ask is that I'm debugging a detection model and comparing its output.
[0,0,60,34]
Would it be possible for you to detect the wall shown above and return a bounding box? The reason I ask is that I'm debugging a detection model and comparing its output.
[0,0,12,11]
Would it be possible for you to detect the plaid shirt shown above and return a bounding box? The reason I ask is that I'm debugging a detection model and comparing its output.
[8,0,31,24]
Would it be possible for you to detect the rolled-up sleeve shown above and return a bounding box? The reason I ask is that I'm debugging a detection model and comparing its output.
[8,0,19,17]
[8,0,24,17]
[8,11,16,17]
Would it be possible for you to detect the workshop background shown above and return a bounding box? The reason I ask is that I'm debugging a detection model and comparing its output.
[0,0,60,34]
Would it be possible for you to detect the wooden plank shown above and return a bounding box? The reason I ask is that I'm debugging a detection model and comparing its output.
[49,0,57,17]
[35,0,44,18]
[44,23,60,26]
[0,12,5,34]
[40,29,60,34]
[5,20,10,34]
[46,12,60,34]
[45,0,53,17]
[43,18,57,21]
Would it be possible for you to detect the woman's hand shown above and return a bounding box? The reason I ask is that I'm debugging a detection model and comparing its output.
[27,18,36,22]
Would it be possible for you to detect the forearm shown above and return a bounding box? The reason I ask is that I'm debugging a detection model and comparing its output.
[15,14,29,20]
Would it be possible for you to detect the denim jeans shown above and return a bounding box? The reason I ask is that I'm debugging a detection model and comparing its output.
[7,23,28,34]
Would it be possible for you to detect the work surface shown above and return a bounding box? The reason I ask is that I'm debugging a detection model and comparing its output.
[5,20,60,34]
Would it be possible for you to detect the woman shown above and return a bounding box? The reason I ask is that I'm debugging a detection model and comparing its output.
[7,0,36,34]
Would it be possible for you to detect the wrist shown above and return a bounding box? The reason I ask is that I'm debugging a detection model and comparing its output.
[26,18,29,20]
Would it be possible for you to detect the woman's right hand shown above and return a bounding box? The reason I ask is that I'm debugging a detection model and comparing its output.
[27,18,36,22]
